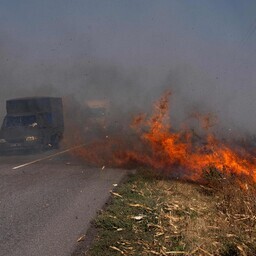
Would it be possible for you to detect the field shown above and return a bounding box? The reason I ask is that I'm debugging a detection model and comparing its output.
[73,168,256,256]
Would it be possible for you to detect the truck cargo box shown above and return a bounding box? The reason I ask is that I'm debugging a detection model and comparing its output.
[7,97,62,115]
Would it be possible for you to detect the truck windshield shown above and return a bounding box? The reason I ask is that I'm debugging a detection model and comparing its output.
[4,115,37,127]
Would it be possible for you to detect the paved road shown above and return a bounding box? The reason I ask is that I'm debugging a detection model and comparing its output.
[0,149,127,256]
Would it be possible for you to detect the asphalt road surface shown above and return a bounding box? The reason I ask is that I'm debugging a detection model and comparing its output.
[0,148,128,256]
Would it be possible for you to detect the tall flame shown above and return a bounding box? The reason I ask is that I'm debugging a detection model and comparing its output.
[72,92,256,183]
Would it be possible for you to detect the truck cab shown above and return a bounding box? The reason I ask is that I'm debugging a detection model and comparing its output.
[0,97,64,153]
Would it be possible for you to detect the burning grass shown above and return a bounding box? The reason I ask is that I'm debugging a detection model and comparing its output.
[73,169,256,256]
[69,91,256,184]
[69,92,256,254]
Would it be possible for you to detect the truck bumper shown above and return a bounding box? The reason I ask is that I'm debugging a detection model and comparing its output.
[0,141,43,154]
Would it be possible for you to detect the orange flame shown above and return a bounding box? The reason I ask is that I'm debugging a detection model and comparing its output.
[71,92,256,183]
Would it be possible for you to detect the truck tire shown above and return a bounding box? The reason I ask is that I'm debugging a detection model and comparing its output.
[51,135,60,149]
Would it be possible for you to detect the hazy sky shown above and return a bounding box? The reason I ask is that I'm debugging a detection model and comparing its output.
[1,1,255,64]
[0,0,256,134]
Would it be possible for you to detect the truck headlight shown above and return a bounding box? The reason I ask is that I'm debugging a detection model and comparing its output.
[0,139,6,143]
[25,136,38,142]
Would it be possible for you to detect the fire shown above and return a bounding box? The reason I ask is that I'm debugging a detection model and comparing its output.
[71,92,256,183]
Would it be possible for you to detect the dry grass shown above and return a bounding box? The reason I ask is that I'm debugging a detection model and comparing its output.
[81,169,256,256]
[200,167,256,255]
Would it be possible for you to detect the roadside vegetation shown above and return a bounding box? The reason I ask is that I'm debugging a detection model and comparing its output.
[74,168,256,256]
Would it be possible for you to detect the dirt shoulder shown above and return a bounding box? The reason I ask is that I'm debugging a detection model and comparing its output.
[72,169,256,256]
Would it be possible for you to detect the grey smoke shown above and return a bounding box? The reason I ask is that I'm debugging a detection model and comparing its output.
[0,29,255,139]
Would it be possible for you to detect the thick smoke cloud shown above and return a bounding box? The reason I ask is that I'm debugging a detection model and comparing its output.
[0,39,158,140]
[0,0,256,141]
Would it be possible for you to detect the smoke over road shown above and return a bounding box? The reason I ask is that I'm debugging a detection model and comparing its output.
[0,1,256,142]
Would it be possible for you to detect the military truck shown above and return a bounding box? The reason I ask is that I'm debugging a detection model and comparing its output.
[0,97,64,153]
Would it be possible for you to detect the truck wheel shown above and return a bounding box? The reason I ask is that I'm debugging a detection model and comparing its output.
[51,135,60,149]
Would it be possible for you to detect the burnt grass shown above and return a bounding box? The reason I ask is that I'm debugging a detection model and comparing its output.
[72,168,256,256]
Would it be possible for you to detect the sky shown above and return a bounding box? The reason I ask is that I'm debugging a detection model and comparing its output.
[0,0,256,134]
